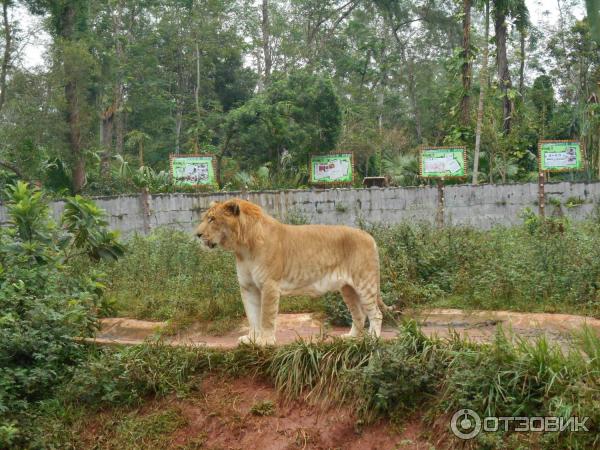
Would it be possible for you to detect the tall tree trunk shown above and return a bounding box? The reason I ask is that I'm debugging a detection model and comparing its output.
[473,0,489,184]
[60,4,86,193]
[495,9,512,134]
[100,105,114,177]
[394,37,422,142]
[66,77,85,192]
[100,1,127,178]
[115,101,124,154]
[518,29,525,95]
[175,104,182,154]
[194,41,202,149]
[261,0,271,86]
[0,0,11,113]
[586,0,600,45]
[406,57,422,142]
[460,0,472,126]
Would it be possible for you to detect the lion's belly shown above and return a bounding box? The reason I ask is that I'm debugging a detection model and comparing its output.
[280,273,348,297]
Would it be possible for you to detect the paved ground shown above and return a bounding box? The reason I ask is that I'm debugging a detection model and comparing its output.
[91,309,600,349]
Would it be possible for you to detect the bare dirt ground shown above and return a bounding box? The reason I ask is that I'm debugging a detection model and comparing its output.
[78,375,437,450]
[92,308,600,349]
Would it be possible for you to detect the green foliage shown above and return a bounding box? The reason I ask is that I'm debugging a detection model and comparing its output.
[62,195,125,261]
[62,342,204,407]
[441,328,600,448]
[5,181,53,242]
[103,227,242,329]
[0,182,123,447]
[250,400,275,416]
[224,70,342,170]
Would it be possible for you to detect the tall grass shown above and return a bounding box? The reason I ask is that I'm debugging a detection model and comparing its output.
[102,217,600,329]
[103,228,242,330]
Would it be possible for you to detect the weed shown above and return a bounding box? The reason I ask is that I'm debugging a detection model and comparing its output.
[335,202,348,213]
[250,400,276,416]
[565,196,585,208]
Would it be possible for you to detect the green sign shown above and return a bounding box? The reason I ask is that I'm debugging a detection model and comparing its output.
[310,153,353,184]
[170,155,216,186]
[539,141,583,171]
[420,147,466,178]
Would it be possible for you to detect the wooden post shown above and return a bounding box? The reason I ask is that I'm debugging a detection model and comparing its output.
[436,179,445,227]
[538,171,545,219]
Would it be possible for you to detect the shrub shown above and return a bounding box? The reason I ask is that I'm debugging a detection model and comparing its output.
[62,341,205,407]
[0,182,123,447]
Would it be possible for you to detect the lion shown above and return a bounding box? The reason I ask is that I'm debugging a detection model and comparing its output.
[195,198,384,346]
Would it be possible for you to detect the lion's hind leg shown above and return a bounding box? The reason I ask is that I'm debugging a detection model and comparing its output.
[355,284,382,338]
[340,284,366,338]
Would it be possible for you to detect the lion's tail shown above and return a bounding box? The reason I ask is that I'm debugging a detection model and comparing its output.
[377,293,391,312]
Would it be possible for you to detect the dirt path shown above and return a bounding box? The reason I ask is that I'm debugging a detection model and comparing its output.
[91,309,600,349]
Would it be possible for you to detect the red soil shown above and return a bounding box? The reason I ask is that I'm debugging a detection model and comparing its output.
[166,376,436,450]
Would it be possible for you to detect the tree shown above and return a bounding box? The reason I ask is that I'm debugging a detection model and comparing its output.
[460,0,472,126]
[472,0,489,184]
[493,0,528,134]
[25,0,94,193]
[530,75,555,137]
[587,0,600,44]
[223,70,342,170]
[261,0,272,86]
[0,0,13,113]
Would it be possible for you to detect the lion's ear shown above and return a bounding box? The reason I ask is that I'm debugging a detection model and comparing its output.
[224,201,240,216]
[209,201,220,208]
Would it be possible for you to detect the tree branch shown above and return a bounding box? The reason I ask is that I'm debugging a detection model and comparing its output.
[0,159,25,179]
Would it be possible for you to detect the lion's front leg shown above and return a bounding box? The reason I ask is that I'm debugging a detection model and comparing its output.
[238,284,261,345]
[256,280,280,346]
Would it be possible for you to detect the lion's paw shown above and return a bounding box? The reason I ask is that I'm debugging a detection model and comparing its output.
[341,331,364,339]
[238,334,257,345]
[254,335,276,347]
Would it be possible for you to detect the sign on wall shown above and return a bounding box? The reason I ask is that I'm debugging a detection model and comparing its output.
[170,154,217,187]
[309,153,354,184]
[538,140,584,172]
[419,147,466,178]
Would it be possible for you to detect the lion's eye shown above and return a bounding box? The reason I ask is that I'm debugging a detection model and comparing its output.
[208,217,214,223]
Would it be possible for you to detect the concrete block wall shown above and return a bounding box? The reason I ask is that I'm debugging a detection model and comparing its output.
[1,181,599,236]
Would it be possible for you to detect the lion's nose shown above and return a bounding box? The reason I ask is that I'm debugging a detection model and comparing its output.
[196,232,203,239]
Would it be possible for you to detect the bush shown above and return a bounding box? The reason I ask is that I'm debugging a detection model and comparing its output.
[62,341,205,407]
[0,182,123,447]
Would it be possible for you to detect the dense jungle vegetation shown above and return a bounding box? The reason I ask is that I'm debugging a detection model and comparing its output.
[0,0,598,193]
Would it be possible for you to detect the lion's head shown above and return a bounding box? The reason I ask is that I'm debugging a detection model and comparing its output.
[195,199,264,251]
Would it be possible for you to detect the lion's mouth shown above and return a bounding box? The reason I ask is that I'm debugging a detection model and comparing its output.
[202,239,217,249]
